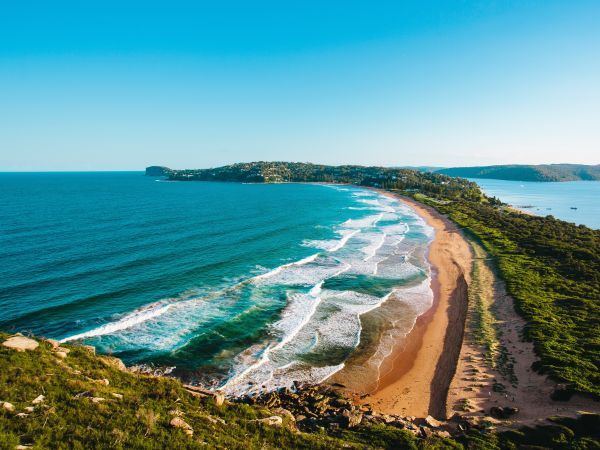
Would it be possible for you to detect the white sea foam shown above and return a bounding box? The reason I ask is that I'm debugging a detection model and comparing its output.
[252,253,320,281]
[62,187,435,397]
[61,301,173,342]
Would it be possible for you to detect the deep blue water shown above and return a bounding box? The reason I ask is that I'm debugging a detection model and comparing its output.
[471,179,600,229]
[0,173,432,392]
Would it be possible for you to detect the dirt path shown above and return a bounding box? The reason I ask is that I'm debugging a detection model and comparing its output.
[447,240,599,427]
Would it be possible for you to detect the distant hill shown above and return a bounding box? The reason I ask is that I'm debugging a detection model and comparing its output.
[145,166,171,176]
[436,164,600,182]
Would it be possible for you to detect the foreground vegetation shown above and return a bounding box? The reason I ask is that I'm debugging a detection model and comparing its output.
[2,335,599,449]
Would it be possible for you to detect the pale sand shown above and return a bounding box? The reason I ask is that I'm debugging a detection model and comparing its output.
[447,240,599,428]
[336,192,473,418]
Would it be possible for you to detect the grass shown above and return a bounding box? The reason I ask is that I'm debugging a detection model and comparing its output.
[0,333,461,449]
[2,333,598,449]
[412,196,600,398]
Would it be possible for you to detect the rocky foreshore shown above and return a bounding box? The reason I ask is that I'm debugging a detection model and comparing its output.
[234,383,500,439]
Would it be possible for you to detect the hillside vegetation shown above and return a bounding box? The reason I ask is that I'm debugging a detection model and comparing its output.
[2,334,599,449]
[164,162,600,397]
[435,164,600,182]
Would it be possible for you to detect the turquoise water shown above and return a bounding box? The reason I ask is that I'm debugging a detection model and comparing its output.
[471,179,600,229]
[0,173,432,392]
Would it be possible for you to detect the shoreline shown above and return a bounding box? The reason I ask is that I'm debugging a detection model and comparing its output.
[332,191,472,418]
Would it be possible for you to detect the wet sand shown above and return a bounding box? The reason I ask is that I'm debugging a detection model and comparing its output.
[331,193,472,418]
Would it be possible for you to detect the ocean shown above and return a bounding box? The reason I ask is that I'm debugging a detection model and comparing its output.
[471,179,600,229]
[0,172,433,394]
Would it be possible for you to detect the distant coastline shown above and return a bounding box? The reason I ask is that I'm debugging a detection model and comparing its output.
[435,163,600,182]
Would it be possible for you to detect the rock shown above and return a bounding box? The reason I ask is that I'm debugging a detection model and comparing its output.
[342,409,363,428]
[111,393,123,399]
[331,398,351,408]
[24,407,35,413]
[435,430,452,438]
[2,336,39,352]
[100,356,127,371]
[97,379,110,386]
[382,414,396,424]
[272,408,295,422]
[2,402,15,412]
[31,395,45,405]
[420,426,434,438]
[55,352,68,359]
[82,345,96,354]
[16,445,33,449]
[91,397,105,403]
[15,413,29,418]
[256,416,283,427]
[425,415,443,428]
[489,406,504,419]
[46,339,60,349]
[273,408,297,431]
[55,347,70,354]
[213,390,225,406]
[183,385,225,406]
[170,417,194,436]
[295,414,307,422]
[490,406,518,419]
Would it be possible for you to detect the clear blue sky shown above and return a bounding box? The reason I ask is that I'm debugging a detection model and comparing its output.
[1,1,599,170]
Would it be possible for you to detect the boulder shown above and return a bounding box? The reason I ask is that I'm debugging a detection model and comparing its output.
[55,352,68,359]
[46,339,60,349]
[100,356,127,371]
[425,415,443,428]
[170,417,194,436]
[91,397,105,404]
[97,379,110,386]
[272,408,295,422]
[490,406,519,419]
[342,409,363,428]
[183,385,225,406]
[24,407,35,413]
[111,393,123,399]
[420,426,434,438]
[2,336,39,352]
[1,402,15,412]
[31,395,45,405]
[82,345,96,354]
[213,390,225,406]
[256,416,283,427]
[435,430,452,438]
[55,347,70,354]
[15,413,29,418]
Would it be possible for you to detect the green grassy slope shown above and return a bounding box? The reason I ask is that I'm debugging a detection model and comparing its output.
[2,334,598,449]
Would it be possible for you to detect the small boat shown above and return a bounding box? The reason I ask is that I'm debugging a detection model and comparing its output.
[570,207,578,210]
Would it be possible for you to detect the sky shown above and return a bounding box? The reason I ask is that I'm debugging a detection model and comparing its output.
[0,1,599,171]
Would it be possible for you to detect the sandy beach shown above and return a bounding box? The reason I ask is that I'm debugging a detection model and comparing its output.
[330,192,473,418]
[334,192,600,423]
